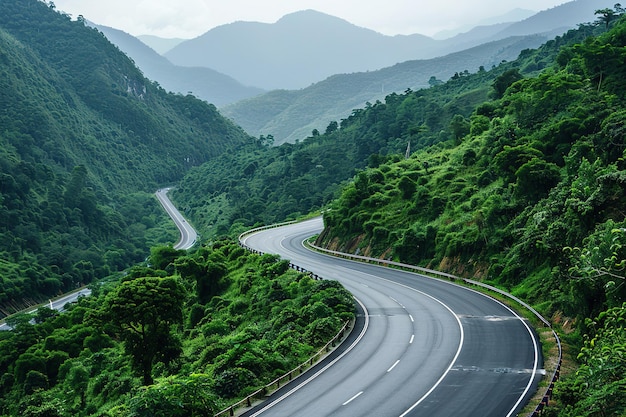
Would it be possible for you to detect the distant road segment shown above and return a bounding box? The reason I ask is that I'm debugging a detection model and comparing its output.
[155,187,197,250]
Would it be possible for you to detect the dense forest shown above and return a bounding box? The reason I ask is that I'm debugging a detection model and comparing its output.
[0,241,354,415]
[0,0,251,314]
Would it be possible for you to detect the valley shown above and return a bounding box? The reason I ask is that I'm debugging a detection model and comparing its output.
[0,1,624,416]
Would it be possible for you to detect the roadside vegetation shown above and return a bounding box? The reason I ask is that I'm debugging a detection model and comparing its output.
[177,9,626,415]
[0,241,354,415]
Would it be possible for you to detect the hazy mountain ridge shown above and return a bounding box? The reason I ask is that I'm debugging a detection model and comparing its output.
[164,1,600,91]
[137,34,185,54]
[433,7,536,39]
[96,24,264,106]
[165,9,436,90]
[221,33,553,144]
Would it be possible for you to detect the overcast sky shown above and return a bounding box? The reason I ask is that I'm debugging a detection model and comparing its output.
[52,0,569,39]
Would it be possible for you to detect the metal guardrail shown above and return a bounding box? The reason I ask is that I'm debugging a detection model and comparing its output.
[238,222,562,416]
[217,224,350,417]
[305,240,563,417]
[213,318,351,417]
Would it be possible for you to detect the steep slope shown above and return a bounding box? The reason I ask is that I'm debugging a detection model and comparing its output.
[96,24,264,106]
[173,22,599,239]
[0,0,251,314]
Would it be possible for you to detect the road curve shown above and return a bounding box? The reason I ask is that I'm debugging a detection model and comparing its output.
[2,189,194,331]
[241,217,542,417]
[155,188,197,250]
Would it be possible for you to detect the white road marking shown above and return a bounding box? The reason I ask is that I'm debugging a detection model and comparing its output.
[387,360,400,373]
[343,391,363,406]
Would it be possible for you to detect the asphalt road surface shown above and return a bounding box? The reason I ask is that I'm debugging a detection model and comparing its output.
[0,288,91,330]
[155,187,197,250]
[240,217,542,417]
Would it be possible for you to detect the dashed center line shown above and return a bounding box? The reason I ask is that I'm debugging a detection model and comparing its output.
[387,360,400,373]
[409,314,414,322]
[409,334,415,344]
[343,391,363,406]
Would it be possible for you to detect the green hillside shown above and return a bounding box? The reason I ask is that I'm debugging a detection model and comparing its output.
[173,23,595,238]
[0,242,353,415]
[317,13,626,416]
[0,0,250,314]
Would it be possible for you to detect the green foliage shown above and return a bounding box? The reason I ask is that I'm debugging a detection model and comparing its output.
[318,18,626,320]
[0,0,250,314]
[0,240,354,415]
[126,374,218,417]
[554,304,626,417]
[102,276,186,385]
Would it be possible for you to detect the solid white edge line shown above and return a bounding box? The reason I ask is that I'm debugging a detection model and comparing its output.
[248,296,370,417]
[342,391,363,406]
[247,220,535,417]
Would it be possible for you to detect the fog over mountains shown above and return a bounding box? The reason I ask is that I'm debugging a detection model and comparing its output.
[163,0,599,90]
[99,0,604,142]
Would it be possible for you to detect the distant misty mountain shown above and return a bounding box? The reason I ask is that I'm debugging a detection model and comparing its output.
[433,8,536,39]
[137,34,185,54]
[217,0,604,144]
[165,0,601,91]
[165,10,438,90]
[492,0,600,37]
[221,34,551,145]
[94,24,264,106]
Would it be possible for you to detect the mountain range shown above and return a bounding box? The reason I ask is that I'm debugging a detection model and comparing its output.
[94,24,264,107]
[164,0,601,90]
[99,0,604,144]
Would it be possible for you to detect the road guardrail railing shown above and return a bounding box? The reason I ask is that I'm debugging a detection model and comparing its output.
[305,239,562,417]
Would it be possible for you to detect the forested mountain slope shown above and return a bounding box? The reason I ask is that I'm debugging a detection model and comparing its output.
[174,23,596,237]
[315,15,626,416]
[0,0,251,314]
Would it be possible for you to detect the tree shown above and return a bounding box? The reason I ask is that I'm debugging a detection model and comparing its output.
[449,114,470,142]
[491,69,523,99]
[103,276,186,385]
[325,120,338,135]
[149,246,184,271]
[595,5,623,29]
[428,76,443,87]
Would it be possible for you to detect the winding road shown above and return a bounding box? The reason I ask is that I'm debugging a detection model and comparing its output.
[241,217,542,417]
[156,187,197,250]
[1,188,195,330]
